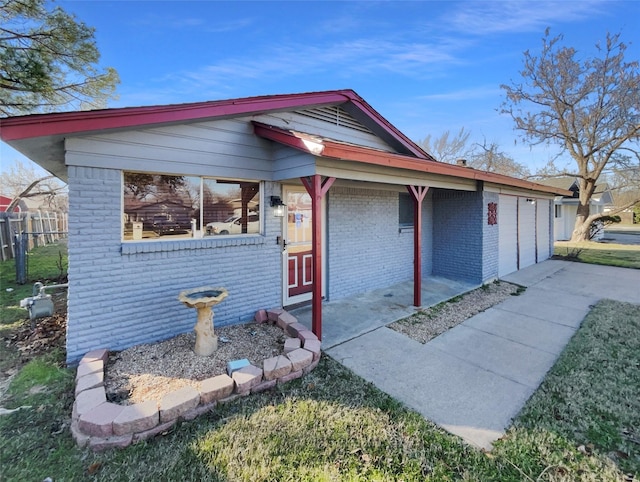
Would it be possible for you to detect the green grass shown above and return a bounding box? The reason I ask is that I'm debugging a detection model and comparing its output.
[0,240,68,324]
[554,241,640,269]
[1,237,639,480]
[504,299,640,477]
[1,302,637,481]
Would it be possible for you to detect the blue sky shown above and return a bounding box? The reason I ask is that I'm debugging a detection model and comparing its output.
[2,0,639,176]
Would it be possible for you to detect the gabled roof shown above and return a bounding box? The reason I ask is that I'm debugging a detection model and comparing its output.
[536,176,577,191]
[0,89,572,196]
[537,176,613,203]
[0,89,433,180]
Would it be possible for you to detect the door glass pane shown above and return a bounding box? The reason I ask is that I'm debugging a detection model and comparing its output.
[286,191,313,297]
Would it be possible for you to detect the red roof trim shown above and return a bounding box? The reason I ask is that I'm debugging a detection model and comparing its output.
[0,90,359,141]
[253,122,572,196]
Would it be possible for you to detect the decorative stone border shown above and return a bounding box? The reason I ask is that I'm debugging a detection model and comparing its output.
[71,308,321,451]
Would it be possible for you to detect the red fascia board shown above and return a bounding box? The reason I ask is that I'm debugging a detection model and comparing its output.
[0,89,432,162]
[0,90,357,142]
[254,122,572,196]
[339,92,433,160]
[322,142,572,195]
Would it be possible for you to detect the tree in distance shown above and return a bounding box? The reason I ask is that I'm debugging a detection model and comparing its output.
[0,0,120,116]
[419,128,531,179]
[501,30,639,242]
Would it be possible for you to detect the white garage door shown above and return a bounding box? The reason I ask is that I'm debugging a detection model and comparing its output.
[498,195,518,277]
[518,197,537,269]
[536,199,551,261]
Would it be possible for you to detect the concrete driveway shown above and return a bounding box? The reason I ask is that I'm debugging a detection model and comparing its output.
[325,260,640,450]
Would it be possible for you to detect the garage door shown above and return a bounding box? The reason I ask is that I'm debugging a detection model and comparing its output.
[536,199,551,261]
[498,195,518,276]
[518,197,537,269]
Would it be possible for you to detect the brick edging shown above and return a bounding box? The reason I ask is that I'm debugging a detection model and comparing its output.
[71,308,321,451]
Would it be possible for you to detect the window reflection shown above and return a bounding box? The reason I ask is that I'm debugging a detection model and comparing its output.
[122,172,261,240]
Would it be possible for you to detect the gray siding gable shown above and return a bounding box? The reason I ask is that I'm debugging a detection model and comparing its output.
[64,110,400,181]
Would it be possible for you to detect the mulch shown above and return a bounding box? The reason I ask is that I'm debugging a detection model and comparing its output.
[4,314,67,361]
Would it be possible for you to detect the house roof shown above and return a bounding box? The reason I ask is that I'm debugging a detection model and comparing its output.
[0,89,433,180]
[0,89,571,195]
[537,176,613,203]
[253,122,570,196]
[536,176,578,191]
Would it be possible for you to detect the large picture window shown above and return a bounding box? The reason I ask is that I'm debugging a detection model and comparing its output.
[123,172,261,241]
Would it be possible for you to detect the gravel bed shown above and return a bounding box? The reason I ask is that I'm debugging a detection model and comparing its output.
[389,281,522,344]
[104,322,285,405]
[104,282,521,405]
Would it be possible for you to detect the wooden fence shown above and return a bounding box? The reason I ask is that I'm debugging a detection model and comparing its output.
[0,211,68,261]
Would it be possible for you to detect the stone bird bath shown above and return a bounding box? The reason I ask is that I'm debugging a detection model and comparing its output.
[178,287,228,356]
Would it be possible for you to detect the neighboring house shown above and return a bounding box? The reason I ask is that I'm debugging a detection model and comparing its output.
[1,193,64,213]
[0,195,25,212]
[539,177,614,240]
[0,89,571,363]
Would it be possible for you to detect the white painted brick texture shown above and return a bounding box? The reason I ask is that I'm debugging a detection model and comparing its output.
[66,166,282,362]
[327,186,432,300]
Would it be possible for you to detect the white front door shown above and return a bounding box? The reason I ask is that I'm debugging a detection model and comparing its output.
[282,186,324,306]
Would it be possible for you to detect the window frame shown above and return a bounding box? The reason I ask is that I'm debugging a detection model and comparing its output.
[122,171,263,242]
[554,204,562,218]
[398,192,415,229]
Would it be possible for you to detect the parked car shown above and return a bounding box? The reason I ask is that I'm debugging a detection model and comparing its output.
[152,215,182,235]
[206,214,259,235]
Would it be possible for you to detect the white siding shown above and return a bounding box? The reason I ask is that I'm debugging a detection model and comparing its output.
[518,197,537,269]
[536,199,551,261]
[253,111,395,152]
[65,118,277,179]
[498,195,518,277]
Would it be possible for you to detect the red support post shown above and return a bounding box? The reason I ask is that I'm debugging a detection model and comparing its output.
[300,175,335,341]
[406,185,429,307]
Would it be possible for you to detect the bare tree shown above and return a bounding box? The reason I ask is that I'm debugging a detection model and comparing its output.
[501,30,640,241]
[419,127,472,163]
[469,139,531,179]
[1,160,67,212]
[418,128,532,178]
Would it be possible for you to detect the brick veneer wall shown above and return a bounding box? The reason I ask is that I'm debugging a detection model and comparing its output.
[326,186,433,300]
[432,189,484,283]
[66,166,282,363]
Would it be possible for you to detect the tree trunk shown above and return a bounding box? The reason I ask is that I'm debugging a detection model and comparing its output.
[570,178,596,242]
[570,203,592,241]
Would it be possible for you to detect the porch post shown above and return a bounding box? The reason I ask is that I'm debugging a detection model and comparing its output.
[406,185,429,307]
[301,175,336,340]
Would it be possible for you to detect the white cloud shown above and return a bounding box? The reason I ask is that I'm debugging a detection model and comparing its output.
[446,0,607,35]
[417,85,502,102]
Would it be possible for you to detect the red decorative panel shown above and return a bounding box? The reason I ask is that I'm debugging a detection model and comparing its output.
[288,250,313,296]
[488,202,498,225]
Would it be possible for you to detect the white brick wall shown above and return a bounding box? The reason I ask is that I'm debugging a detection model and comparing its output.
[66,166,282,362]
[327,186,433,300]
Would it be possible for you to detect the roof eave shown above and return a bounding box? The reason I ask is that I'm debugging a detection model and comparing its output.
[0,90,359,141]
[254,122,573,196]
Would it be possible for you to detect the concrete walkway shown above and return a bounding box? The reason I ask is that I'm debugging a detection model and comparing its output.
[291,275,478,349]
[311,260,640,450]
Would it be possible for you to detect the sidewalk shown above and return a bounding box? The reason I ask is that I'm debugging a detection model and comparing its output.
[324,260,640,449]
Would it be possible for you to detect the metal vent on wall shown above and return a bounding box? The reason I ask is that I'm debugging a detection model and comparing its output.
[296,106,374,134]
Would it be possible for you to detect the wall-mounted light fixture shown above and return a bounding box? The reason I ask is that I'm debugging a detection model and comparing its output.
[526,198,536,205]
[270,196,285,217]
